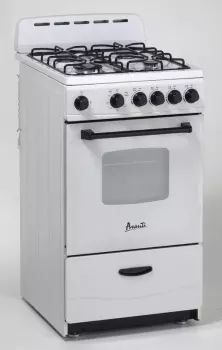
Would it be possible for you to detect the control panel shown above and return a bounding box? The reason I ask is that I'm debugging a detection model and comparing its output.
[66,79,203,121]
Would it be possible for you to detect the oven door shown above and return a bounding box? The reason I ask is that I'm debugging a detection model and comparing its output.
[65,115,203,255]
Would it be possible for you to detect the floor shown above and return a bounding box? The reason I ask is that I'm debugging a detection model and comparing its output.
[1,194,222,349]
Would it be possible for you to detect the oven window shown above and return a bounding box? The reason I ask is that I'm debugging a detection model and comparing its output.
[102,148,169,205]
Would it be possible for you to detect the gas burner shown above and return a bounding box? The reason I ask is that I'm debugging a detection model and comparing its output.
[75,62,102,73]
[53,57,85,69]
[113,53,148,71]
[28,42,190,75]
[78,52,98,62]
[107,49,134,62]
[143,60,163,71]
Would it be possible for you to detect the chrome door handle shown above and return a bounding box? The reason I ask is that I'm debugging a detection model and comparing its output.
[81,122,192,140]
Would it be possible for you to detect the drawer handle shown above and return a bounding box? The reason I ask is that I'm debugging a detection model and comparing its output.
[119,266,153,277]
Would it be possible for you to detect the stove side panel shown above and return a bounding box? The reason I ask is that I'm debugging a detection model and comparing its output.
[18,64,67,336]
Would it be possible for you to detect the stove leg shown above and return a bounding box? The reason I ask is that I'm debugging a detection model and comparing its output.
[68,332,80,339]
[176,320,189,325]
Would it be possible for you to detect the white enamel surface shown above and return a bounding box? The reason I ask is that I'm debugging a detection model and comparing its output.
[66,245,202,323]
[19,64,67,336]
[66,115,203,256]
[15,14,145,53]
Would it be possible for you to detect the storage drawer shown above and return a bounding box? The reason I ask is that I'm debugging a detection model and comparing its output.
[66,245,202,323]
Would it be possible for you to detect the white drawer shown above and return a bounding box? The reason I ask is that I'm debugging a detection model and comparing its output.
[66,245,202,323]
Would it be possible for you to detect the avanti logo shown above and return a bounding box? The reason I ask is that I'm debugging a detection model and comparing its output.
[125,222,147,232]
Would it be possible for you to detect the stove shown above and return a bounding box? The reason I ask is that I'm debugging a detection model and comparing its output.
[15,14,203,337]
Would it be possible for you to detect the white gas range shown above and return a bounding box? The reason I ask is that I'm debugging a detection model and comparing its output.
[15,14,203,337]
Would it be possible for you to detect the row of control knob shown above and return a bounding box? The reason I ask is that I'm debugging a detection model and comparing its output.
[74,89,199,110]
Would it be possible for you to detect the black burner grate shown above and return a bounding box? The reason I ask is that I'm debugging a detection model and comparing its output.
[28,42,190,76]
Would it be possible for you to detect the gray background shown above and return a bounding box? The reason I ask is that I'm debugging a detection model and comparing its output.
[1,0,222,348]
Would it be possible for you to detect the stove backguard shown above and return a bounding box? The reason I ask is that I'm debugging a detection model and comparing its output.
[15,14,145,54]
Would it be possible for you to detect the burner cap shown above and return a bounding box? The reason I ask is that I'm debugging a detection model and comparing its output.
[144,60,159,68]
[80,63,96,70]
[78,53,98,61]
[75,62,102,72]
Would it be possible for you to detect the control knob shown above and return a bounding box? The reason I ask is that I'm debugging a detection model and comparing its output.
[150,91,165,106]
[74,96,89,111]
[185,89,199,104]
[133,92,147,107]
[168,90,182,105]
[110,93,124,108]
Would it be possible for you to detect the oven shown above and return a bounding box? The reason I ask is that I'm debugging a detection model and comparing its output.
[65,114,203,256]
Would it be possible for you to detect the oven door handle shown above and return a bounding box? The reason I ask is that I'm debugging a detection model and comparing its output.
[81,122,192,140]
[119,266,153,277]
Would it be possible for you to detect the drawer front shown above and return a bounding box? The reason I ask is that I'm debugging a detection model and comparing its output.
[66,245,202,323]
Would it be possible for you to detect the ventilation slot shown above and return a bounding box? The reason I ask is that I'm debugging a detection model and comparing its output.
[34,22,50,27]
[54,21,70,25]
[113,19,128,23]
[93,20,109,24]
[74,21,90,25]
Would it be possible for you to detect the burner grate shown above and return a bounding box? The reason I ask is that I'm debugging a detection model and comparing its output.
[28,42,190,75]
